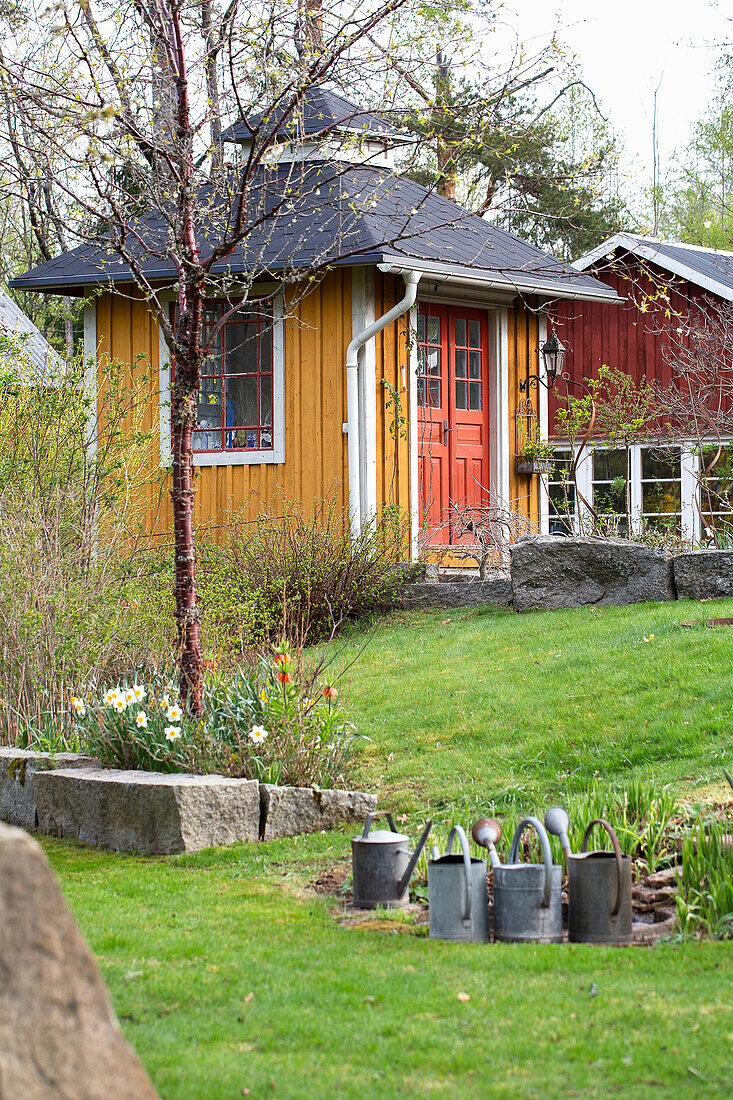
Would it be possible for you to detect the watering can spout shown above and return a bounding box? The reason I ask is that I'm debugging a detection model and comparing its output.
[397,819,433,896]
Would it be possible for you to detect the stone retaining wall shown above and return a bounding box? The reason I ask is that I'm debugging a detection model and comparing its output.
[397,542,733,612]
[0,748,99,830]
[0,752,376,853]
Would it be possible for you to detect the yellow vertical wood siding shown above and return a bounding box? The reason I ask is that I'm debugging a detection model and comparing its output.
[374,271,410,518]
[97,272,355,540]
[507,298,541,530]
[95,275,541,543]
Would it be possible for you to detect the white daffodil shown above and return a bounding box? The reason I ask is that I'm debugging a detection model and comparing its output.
[166,704,182,722]
[71,697,86,718]
[164,726,181,742]
[113,697,126,713]
[125,688,135,704]
[160,693,170,709]
[103,688,118,707]
[135,711,148,729]
[248,725,269,745]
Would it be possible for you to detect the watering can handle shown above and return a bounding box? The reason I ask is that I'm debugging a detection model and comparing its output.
[361,811,397,839]
[446,825,473,925]
[581,818,624,918]
[508,816,554,909]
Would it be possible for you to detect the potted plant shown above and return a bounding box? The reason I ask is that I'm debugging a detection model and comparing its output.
[516,438,556,475]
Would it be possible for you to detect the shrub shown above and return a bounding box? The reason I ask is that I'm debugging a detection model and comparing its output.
[126,542,269,666]
[199,640,361,786]
[227,496,409,644]
[0,355,164,744]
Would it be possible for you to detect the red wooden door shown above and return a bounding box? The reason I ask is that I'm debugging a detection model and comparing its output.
[417,304,490,544]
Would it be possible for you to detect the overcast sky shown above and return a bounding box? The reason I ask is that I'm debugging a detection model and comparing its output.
[506,0,731,185]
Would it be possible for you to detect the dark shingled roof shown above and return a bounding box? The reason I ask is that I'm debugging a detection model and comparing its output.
[11,161,619,302]
[220,86,407,144]
[636,238,733,295]
[575,233,733,301]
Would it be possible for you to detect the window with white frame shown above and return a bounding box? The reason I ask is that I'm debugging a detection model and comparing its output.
[698,445,733,538]
[194,302,273,453]
[547,448,576,533]
[590,448,629,537]
[165,298,284,466]
[640,447,682,533]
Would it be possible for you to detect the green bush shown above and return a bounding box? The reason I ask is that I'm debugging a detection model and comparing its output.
[227,496,409,644]
[0,354,164,744]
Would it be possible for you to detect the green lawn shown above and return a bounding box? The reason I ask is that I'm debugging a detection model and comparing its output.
[46,600,733,1099]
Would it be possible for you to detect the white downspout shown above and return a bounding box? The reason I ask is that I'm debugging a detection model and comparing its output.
[345,269,421,537]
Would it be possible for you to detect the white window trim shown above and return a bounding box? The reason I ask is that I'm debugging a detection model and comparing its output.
[159,293,285,468]
[543,440,733,542]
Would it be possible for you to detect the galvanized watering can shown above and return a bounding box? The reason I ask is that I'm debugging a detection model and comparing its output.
[428,825,489,943]
[351,812,432,909]
[545,810,632,946]
[488,816,563,943]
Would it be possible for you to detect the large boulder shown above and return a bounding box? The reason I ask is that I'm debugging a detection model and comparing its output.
[35,769,260,854]
[510,536,676,611]
[397,579,512,609]
[0,748,99,830]
[674,550,733,600]
[0,822,158,1099]
[260,783,376,841]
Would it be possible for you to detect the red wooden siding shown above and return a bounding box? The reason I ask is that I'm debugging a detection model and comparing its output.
[549,256,724,437]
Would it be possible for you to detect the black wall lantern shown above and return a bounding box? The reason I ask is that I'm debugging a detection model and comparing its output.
[519,332,567,392]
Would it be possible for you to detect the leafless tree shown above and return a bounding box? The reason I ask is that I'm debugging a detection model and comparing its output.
[0,0,578,710]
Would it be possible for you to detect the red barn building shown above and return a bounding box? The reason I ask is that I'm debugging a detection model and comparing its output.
[546,233,733,541]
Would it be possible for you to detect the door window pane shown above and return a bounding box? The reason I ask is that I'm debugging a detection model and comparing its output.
[469,382,481,410]
[469,351,481,379]
[455,379,468,410]
[454,318,466,346]
[417,308,442,409]
[468,320,481,347]
[455,349,467,378]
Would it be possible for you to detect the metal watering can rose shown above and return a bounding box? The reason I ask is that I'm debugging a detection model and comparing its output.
[490,816,563,943]
[428,825,489,943]
[351,812,432,909]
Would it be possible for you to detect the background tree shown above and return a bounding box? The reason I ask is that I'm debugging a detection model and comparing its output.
[383,29,627,260]
[657,54,733,247]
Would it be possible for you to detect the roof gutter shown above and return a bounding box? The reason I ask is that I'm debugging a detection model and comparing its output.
[345,268,421,538]
[378,257,624,304]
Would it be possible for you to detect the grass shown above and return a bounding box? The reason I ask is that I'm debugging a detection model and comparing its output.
[45,599,733,1098]
[338,599,733,815]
